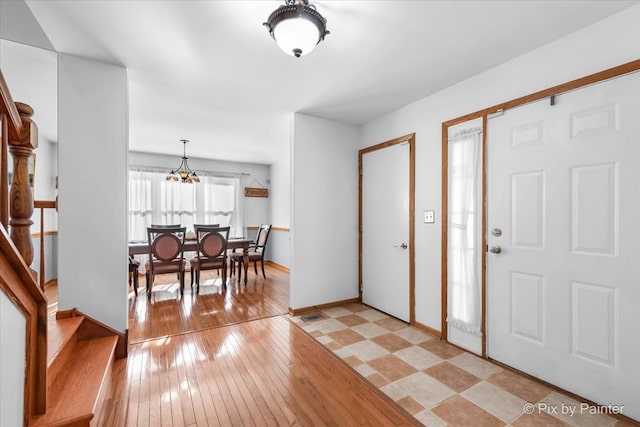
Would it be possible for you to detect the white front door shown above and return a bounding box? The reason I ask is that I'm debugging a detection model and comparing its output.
[362,141,410,322]
[487,72,640,420]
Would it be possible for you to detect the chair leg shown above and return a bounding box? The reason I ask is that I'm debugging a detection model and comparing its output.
[146,272,152,294]
[222,263,227,287]
[237,260,242,283]
[261,258,266,279]
[133,269,139,295]
[254,261,258,275]
[190,266,194,288]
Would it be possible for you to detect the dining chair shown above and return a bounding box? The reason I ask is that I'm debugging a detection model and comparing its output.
[128,255,140,296]
[230,224,272,282]
[145,226,187,296]
[193,223,220,229]
[189,225,230,293]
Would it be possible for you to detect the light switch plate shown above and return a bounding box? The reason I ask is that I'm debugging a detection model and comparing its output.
[424,210,435,223]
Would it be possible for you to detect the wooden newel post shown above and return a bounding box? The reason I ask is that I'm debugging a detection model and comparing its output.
[8,102,38,267]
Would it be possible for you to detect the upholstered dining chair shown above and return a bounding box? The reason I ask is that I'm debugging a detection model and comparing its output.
[189,225,230,293]
[190,224,219,241]
[193,223,220,230]
[145,226,187,296]
[230,224,272,282]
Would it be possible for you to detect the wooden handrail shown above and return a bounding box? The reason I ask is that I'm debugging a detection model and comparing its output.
[0,69,24,139]
[1,115,8,228]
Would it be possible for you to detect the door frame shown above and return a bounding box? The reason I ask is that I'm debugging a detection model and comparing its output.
[441,59,640,357]
[359,133,416,324]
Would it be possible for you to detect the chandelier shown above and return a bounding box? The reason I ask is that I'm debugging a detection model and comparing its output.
[166,139,200,183]
[263,0,329,58]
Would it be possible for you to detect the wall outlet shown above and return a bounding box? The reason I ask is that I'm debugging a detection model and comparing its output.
[424,210,435,223]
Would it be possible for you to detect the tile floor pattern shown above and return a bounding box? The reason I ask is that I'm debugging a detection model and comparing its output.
[290,304,635,427]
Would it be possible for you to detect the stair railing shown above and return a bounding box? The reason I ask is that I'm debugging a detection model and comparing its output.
[1,68,47,422]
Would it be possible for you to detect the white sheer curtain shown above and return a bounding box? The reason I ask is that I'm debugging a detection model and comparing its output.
[447,127,482,335]
[160,180,197,231]
[203,176,244,237]
[128,168,244,240]
[128,170,153,241]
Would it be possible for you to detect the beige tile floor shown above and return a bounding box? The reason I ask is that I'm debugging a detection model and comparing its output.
[290,304,635,427]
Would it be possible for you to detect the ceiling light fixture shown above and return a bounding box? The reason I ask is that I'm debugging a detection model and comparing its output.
[264,0,329,58]
[166,139,200,183]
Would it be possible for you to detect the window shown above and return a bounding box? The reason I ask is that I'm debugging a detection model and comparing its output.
[128,169,244,241]
[447,126,482,335]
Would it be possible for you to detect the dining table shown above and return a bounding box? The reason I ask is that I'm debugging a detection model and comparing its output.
[128,237,254,285]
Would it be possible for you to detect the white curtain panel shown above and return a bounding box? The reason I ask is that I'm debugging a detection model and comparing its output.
[447,128,482,335]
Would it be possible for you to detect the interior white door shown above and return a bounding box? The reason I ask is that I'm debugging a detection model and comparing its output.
[487,72,640,420]
[362,142,410,322]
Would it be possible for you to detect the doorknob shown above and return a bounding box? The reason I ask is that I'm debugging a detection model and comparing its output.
[394,242,408,249]
[489,245,502,254]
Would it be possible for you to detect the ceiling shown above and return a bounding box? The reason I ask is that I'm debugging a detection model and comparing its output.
[20,0,639,164]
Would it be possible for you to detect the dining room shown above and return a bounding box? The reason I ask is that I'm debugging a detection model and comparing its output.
[125,147,291,343]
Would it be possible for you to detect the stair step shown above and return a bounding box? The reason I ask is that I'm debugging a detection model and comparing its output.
[47,315,84,363]
[32,335,118,427]
[46,316,85,405]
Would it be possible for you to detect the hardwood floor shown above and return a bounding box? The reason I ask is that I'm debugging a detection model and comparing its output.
[128,266,290,343]
[94,265,419,426]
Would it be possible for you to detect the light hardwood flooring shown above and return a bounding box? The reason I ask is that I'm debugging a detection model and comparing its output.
[127,266,290,343]
[98,265,418,426]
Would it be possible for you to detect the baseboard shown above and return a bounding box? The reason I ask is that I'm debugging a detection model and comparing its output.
[289,297,360,316]
[265,260,289,273]
[44,278,58,289]
[56,308,128,359]
[413,321,442,339]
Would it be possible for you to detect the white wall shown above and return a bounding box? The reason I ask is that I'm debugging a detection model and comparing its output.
[290,114,359,309]
[57,53,128,332]
[269,154,291,268]
[359,4,640,332]
[0,0,54,51]
[0,39,59,282]
[0,292,26,427]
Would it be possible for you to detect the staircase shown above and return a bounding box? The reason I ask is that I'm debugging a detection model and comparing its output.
[1,69,124,426]
[30,314,118,427]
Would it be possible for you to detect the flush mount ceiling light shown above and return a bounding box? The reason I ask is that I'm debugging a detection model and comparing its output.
[166,139,200,183]
[264,0,329,58]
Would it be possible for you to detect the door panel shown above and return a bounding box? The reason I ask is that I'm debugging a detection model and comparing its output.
[487,72,640,421]
[362,142,410,321]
